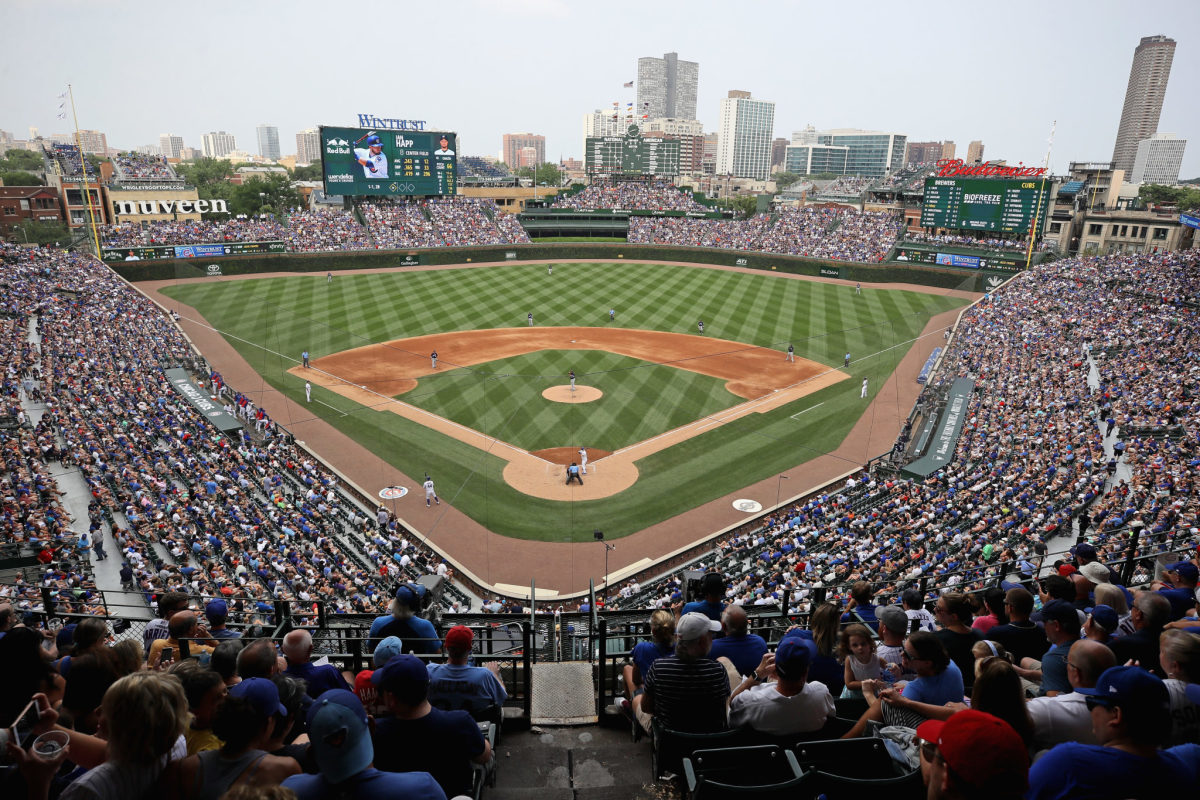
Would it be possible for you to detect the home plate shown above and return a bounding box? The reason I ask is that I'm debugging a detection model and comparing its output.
[733,499,762,513]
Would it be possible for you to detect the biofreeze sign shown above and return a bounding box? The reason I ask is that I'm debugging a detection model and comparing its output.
[113,199,228,215]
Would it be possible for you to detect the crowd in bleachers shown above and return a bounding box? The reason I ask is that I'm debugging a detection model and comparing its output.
[112,151,177,180]
[362,197,529,248]
[811,176,870,198]
[871,163,940,193]
[359,199,441,249]
[552,180,707,211]
[905,231,1054,253]
[100,217,289,248]
[284,210,371,253]
[457,156,511,181]
[44,143,96,179]
[628,206,901,262]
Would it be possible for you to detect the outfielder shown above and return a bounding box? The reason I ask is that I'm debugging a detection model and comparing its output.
[609,308,615,322]
[548,265,553,276]
[861,378,869,398]
[786,344,795,362]
[423,475,440,507]
[697,319,705,334]
[527,312,534,326]
[353,134,388,178]
[578,446,588,473]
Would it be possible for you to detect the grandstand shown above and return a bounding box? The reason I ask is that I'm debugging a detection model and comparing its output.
[42,142,99,181]
[111,151,180,182]
[457,156,517,187]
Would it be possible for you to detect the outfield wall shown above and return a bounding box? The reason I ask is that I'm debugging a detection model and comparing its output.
[109,242,1004,293]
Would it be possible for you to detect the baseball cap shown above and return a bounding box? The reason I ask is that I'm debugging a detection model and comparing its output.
[1041,599,1079,627]
[1073,542,1097,560]
[875,605,908,635]
[773,638,811,679]
[1087,604,1119,634]
[676,612,722,641]
[307,689,373,785]
[916,710,1028,790]
[1167,561,1199,583]
[371,653,429,691]
[1075,665,1169,711]
[365,135,382,146]
[1057,563,1077,577]
[56,623,78,649]
[229,677,288,718]
[372,635,404,668]
[1078,562,1111,585]
[444,625,474,651]
[204,598,228,620]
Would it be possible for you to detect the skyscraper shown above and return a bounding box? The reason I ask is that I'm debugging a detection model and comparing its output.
[966,140,985,164]
[716,91,775,180]
[1111,35,1176,174]
[296,128,320,166]
[502,133,546,169]
[1130,133,1186,184]
[75,129,108,155]
[159,133,184,160]
[256,124,281,161]
[201,131,236,159]
[636,52,698,121]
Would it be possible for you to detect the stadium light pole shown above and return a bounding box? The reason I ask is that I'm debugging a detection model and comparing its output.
[776,474,789,507]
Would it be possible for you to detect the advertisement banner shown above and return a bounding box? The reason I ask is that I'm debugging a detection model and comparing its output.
[399,254,421,267]
[1181,213,1200,231]
[102,241,286,262]
[820,266,842,278]
[320,126,457,197]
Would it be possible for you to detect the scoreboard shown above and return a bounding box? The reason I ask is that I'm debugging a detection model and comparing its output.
[320,126,457,197]
[587,125,680,176]
[920,177,1051,234]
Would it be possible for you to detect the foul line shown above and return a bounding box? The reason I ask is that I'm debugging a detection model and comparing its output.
[789,402,825,420]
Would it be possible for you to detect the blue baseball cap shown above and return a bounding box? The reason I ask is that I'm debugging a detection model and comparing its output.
[1167,561,1199,583]
[773,638,811,679]
[371,653,428,691]
[307,690,372,785]
[365,135,382,146]
[1087,604,1119,634]
[372,635,404,668]
[56,623,78,649]
[1075,665,1169,712]
[204,598,228,620]
[229,677,287,718]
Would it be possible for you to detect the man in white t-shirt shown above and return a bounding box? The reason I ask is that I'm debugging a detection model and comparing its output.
[1026,639,1114,756]
[728,638,834,736]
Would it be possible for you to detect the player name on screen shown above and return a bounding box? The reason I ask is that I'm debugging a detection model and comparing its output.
[320,125,457,197]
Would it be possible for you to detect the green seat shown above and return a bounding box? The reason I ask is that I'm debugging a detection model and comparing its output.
[683,745,808,799]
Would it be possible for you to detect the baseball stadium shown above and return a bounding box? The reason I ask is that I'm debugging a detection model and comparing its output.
[5,101,1200,800]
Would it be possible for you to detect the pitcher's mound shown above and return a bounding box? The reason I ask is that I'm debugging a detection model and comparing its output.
[542,385,602,403]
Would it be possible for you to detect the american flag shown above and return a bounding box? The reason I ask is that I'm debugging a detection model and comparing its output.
[623,81,634,88]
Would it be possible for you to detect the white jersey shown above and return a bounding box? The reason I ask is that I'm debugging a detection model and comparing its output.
[423,479,436,496]
[354,148,388,178]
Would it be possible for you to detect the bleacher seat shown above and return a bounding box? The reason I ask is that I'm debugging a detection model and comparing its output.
[683,745,807,799]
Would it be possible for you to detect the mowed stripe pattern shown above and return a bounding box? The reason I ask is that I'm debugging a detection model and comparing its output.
[160,262,965,542]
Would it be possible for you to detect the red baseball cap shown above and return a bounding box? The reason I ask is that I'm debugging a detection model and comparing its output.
[916,710,1028,791]
[1057,563,1077,576]
[444,625,474,650]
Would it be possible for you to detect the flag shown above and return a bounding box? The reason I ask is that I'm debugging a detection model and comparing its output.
[623,81,634,88]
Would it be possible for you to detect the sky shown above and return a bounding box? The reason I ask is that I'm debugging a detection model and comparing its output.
[3,0,1198,177]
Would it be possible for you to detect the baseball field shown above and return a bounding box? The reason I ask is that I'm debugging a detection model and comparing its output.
[157,261,967,543]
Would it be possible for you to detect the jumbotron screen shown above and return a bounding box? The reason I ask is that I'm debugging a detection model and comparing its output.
[920,177,1051,234]
[586,126,680,176]
[320,126,457,197]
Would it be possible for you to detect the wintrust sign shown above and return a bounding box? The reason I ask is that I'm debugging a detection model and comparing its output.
[113,199,228,215]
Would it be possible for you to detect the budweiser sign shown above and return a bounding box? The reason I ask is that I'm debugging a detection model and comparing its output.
[936,159,1048,178]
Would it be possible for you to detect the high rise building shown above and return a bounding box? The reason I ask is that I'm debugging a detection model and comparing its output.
[1130,133,1186,184]
[201,131,237,159]
[941,141,956,161]
[502,133,545,169]
[75,129,107,155]
[296,128,320,166]
[636,52,699,121]
[256,124,281,161]
[1111,35,1176,174]
[905,141,955,165]
[784,143,850,175]
[159,133,185,160]
[582,110,643,155]
[771,137,789,169]
[716,91,775,180]
[645,118,705,174]
[966,140,985,164]
[814,129,906,178]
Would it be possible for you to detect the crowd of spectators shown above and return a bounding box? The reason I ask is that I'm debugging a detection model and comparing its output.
[552,180,707,212]
[811,176,871,198]
[284,211,371,253]
[359,199,441,249]
[363,198,529,248]
[905,231,1054,253]
[99,217,289,248]
[457,156,511,181]
[44,144,96,180]
[871,163,940,193]
[112,152,177,180]
[628,206,901,262]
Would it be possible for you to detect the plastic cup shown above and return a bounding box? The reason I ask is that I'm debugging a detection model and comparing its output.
[31,730,69,760]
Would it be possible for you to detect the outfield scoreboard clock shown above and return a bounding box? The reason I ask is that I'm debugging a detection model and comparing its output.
[320,126,457,197]
[586,125,680,177]
[921,177,1051,234]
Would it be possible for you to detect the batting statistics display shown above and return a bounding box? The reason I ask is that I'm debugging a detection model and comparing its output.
[920,178,1051,234]
[320,126,457,196]
[586,125,680,176]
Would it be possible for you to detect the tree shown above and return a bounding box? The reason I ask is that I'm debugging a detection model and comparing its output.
[716,195,757,217]
[10,219,69,245]
[226,173,303,217]
[774,171,802,190]
[0,150,44,171]
[0,171,42,186]
[1138,183,1200,211]
[292,164,323,181]
[516,162,562,186]
[175,157,233,187]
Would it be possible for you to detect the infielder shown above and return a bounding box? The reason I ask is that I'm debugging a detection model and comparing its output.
[861,378,869,398]
[527,312,534,326]
[305,381,311,402]
[423,476,439,507]
[353,134,388,178]
[569,370,576,392]
[430,351,438,369]
[786,344,795,362]
[302,350,309,368]
[578,446,588,473]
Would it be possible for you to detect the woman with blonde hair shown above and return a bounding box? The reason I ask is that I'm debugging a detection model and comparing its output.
[1160,629,1200,745]
[622,609,675,732]
[1094,583,1132,633]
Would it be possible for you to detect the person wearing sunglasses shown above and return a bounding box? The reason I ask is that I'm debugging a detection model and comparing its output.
[915,709,1028,800]
[842,631,963,737]
[1027,666,1191,799]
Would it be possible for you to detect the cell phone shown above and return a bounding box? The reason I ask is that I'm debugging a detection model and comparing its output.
[8,700,40,752]
[161,646,174,664]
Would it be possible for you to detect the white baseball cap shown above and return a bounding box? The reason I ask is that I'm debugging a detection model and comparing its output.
[677,612,722,641]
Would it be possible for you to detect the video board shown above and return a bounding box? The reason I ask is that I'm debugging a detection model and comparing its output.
[586,125,680,176]
[920,177,1051,234]
[320,126,457,196]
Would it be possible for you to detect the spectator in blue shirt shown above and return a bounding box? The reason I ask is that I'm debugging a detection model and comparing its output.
[1152,561,1199,621]
[709,605,767,677]
[679,572,726,622]
[282,629,352,699]
[840,580,879,632]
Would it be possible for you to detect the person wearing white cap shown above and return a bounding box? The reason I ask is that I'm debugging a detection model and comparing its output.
[641,612,730,734]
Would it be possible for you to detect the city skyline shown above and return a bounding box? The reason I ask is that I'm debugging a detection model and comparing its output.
[2,0,1198,178]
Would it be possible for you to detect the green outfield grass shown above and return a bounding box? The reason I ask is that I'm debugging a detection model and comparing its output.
[160,261,966,542]
[405,350,741,451]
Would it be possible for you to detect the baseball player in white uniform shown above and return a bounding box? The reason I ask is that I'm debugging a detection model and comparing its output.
[578,446,588,473]
[569,370,576,392]
[861,378,869,398]
[786,344,795,362]
[305,381,311,402]
[423,476,439,507]
[528,312,534,326]
[353,135,388,178]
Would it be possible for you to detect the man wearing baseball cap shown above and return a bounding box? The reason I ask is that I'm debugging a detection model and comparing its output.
[283,689,444,799]
[728,638,834,736]
[368,584,440,655]
[427,625,508,714]
[1014,600,1078,697]
[370,654,490,798]
[1082,604,1119,644]
[916,709,1028,799]
[1027,666,1192,799]
[642,612,730,733]
[205,599,241,640]
[1153,561,1199,620]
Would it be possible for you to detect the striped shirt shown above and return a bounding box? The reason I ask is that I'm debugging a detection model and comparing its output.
[644,654,730,733]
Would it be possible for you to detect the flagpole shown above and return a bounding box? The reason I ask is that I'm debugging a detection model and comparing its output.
[67,84,103,256]
[1024,120,1055,270]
